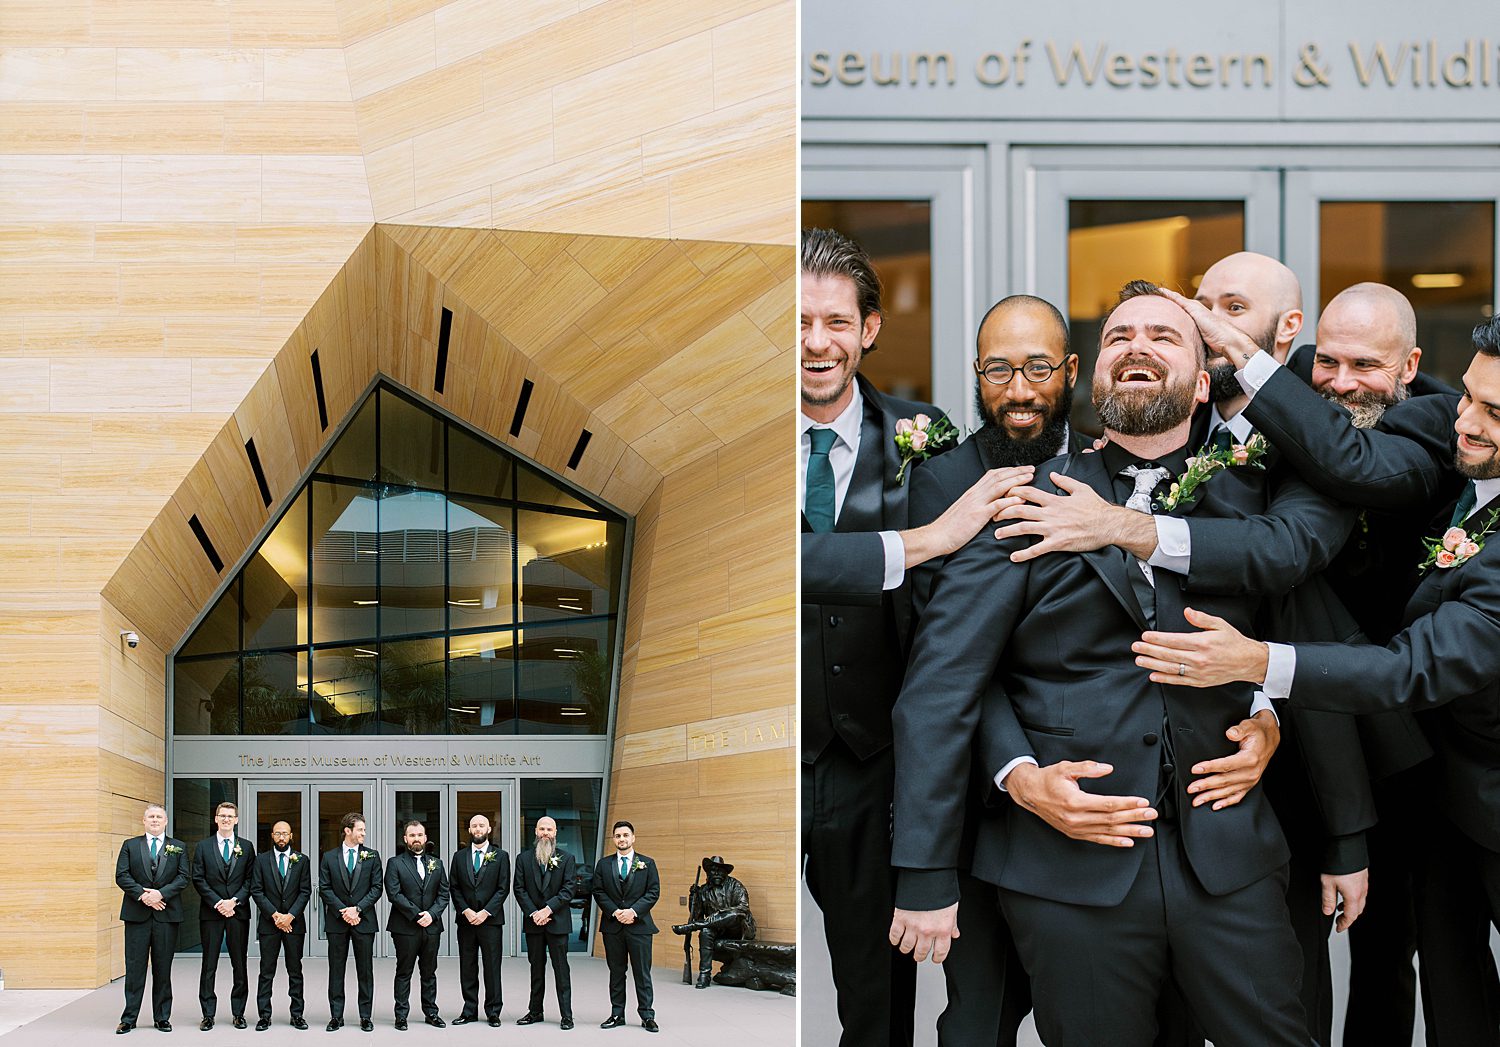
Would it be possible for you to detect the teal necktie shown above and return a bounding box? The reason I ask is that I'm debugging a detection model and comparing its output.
[804,428,838,533]
[1451,481,1478,527]
[223,839,231,863]
[1209,425,1234,455]
[619,856,628,881]
[150,838,158,862]
[347,849,355,874]
[474,849,481,874]
[278,853,286,878]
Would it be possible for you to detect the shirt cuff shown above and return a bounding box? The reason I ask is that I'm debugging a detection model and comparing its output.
[1237,347,1281,396]
[1250,691,1279,725]
[993,755,1039,793]
[1147,516,1191,572]
[1263,642,1296,700]
[880,530,906,590]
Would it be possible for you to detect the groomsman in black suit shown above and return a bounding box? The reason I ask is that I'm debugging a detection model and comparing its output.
[385,820,449,1030]
[448,812,509,1027]
[319,812,382,1032]
[514,816,576,1030]
[116,802,190,1034]
[890,286,1352,1046]
[190,801,255,1030]
[593,821,660,1033]
[801,227,1026,1047]
[248,820,310,1031]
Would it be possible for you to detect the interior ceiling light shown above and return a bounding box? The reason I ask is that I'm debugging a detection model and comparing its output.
[1411,272,1465,289]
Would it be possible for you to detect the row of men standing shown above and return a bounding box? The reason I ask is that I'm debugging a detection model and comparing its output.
[115,803,662,1034]
[801,226,1490,1044]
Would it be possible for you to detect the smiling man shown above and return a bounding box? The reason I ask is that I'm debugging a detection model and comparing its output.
[972,295,1082,467]
[889,283,1350,1047]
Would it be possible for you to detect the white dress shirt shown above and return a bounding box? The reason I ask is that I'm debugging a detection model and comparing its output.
[798,383,905,590]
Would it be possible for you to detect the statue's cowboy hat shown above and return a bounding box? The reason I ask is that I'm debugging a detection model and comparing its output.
[701,855,734,875]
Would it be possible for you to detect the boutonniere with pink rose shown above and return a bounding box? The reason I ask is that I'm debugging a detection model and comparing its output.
[232,844,243,857]
[1420,508,1500,572]
[893,413,958,485]
[358,849,374,862]
[287,853,302,864]
[1156,433,1269,513]
[632,859,647,872]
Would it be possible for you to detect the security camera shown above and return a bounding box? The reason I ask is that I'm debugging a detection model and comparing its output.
[121,630,139,649]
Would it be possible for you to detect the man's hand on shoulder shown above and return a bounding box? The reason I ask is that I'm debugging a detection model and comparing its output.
[889,902,959,963]
[901,465,1033,568]
[1004,761,1157,847]
[995,473,1158,561]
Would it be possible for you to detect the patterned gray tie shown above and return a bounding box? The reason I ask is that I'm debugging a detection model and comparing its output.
[1119,465,1171,622]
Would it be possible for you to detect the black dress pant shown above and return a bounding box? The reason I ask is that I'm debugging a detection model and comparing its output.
[456,920,503,1019]
[1412,816,1500,1046]
[1277,800,1337,1046]
[392,933,441,1021]
[803,742,917,1047]
[198,917,249,1019]
[256,931,305,1021]
[326,930,375,1022]
[121,920,178,1025]
[602,932,654,1021]
[999,818,1309,1047]
[938,867,1031,1047]
[525,933,572,1019]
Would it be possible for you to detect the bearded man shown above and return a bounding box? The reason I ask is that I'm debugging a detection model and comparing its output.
[513,816,577,1030]
[449,813,509,1027]
[888,283,1353,1047]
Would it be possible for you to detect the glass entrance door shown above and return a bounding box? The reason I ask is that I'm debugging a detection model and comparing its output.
[245,781,374,957]
[381,781,520,957]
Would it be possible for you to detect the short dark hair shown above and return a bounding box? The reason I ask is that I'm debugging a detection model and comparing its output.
[340,812,364,832]
[1475,315,1500,358]
[612,820,634,834]
[401,820,425,834]
[214,801,238,816]
[976,294,1070,356]
[801,227,883,325]
[1105,279,1205,367]
[1116,279,1160,304]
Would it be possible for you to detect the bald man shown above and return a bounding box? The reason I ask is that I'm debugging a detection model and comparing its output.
[1305,283,1423,427]
[1194,251,1305,420]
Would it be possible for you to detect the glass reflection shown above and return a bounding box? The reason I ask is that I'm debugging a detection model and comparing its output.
[380,637,448,733]
[380,388,444,490]
[516,619,611,734]
[311,482,378,644]
[450,424,513,500]
[394,791,442,858]
[174,656,239,735]
[243,490,308,651]
[180,579,239,658]
[241,651,308,734]
[309,645,377,734]
[448,630,518,734]
[518,463,592,512]
[518,511,618,621]
[447,498,515,631]
[319,392,376,482]
[379,490,445,638]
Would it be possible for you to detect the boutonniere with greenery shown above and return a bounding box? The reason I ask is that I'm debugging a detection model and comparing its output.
[232,844,243,857]
[287,853,303,864]
[481,849,498,865]
[1156,433,1269,513]
[1421,508,1500,571]
[893,413,958,485]
[358,849,374,862]
[163,843,183,855]
[632,859,647,872]
[425,857,438,873]
[547,854,561,869]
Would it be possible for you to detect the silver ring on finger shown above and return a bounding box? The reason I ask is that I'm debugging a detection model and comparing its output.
[1177,662,1187,677]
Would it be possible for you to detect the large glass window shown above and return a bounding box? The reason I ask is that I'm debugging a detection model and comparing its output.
[172,383,625,738]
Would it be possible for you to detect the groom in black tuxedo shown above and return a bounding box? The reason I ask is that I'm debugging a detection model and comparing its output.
[248,820,310,1030]
[116,803,190,1034]
[190,801,255,1029]
[319,812,382,1032]
[385,820,449,1029]
[891,285,1352,1047]
[593,820,660,1032]
[449,812,509,1027]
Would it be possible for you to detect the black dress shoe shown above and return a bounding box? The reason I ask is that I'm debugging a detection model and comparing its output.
[642,1020,659,1033]
[291,1018,308,1030]
[199,1019,214,1031]
[488,1017,501,1027]
[559,1018,574,1031]
[451,1016,477,1026]
[116,1023,134,1035]
[325,1019,342,1032]
[233,1017,247,1030]
[425,1016,446,1028]
[255,1019,271,1032]
[514,1013,542,1026]
[360,1020,373,1033]
[393,1019,407,1031]
[156,1021,173,1033]
[599,1015,625,1029]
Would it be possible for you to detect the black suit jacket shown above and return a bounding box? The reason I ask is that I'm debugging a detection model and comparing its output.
[448,846,510,925]
[191,835,255,921]
[249,849,311,935]
[592,853,660,936]
[514,850,576,937]
[319,847,383,935]
[117,836,190,923]
[894,441,1351,909]
[385,851,450,937]
[1290,488,1500,853]
[802,374,948,762]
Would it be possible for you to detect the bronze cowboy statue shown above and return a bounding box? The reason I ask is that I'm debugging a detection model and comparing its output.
[671,856,755,988]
